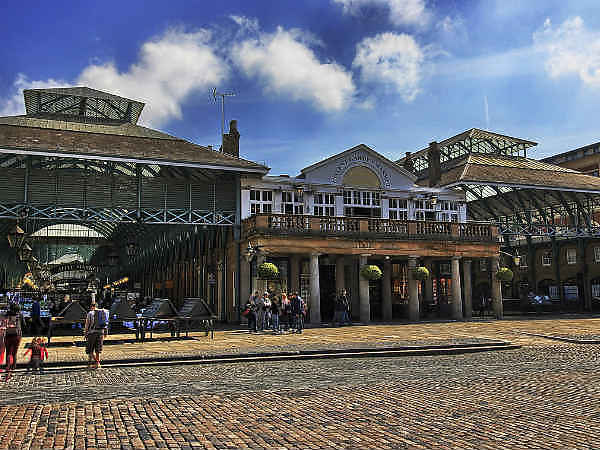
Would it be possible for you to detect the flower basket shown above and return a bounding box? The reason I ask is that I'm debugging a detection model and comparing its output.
[495,267,514,282]
[360,265,382,281]
[258,262,279,280]
[412,266,430,281]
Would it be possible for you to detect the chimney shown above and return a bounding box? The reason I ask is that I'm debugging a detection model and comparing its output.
[403,151,414,173]
[427,141,441,187]
[222,119,240,157]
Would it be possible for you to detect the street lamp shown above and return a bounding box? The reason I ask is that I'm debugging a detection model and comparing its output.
[18,243,33,262]
[499,250,521,266]
[243,242,262,263]
[126,242,136,257]
[7,224,25,249]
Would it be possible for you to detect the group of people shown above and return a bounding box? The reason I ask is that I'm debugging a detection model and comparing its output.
[243,291,306,334]
[0,301,109,381]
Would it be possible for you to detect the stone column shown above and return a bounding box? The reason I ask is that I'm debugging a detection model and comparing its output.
[310,253,321,325]
[382,258,392,321]
[451,256,463,320]
[463,259,473,320]
[491,255,503,319]
[290,254,301,294]
[408,256,420,321]
[239,255,251,320]
[359,254,370,323]
[335,256,345,294]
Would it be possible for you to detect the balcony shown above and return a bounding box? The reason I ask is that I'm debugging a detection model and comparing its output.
[242,213,498,242]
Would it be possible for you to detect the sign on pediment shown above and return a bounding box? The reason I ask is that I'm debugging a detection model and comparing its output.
[330,150,392,188]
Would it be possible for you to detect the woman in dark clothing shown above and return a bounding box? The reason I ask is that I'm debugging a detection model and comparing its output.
[3,303,23,381]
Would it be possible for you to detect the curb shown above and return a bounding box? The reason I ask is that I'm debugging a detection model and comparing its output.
[14,341,520,371]
[520,332,600,344]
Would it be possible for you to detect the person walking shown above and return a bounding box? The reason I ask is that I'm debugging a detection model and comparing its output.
[271,297,281,334]
[280,293,290,332]
[339,289,351,325]
[291,292,305,334]
[244,292,258,333]
[30,295,42,336]
[3,302,23,381]
[84,303,108,369]
[256,293,266,332]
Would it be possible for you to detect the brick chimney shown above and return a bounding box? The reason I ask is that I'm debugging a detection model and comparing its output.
[403,151,414,173]
[222,119,240,157]
[428,141,441,187]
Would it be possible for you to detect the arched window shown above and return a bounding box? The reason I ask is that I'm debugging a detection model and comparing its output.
[342,166,381,188]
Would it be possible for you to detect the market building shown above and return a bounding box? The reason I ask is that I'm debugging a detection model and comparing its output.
[237,143,500,323]
[398,130,600,314]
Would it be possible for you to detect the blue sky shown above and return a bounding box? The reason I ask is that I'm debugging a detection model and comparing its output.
[2,0,600,174]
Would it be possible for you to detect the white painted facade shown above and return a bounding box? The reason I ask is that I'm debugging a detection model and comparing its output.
[241,144,467,222]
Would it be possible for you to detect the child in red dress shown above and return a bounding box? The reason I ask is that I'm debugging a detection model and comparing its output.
[23,337,48,374]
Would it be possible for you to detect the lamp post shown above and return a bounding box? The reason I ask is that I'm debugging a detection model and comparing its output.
[499,250,521,267]
[7,224,25,249]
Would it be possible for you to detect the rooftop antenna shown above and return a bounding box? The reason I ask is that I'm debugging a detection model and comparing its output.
[212,88,236,152]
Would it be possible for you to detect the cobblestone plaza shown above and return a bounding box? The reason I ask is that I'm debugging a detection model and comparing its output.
[1,318,600,449]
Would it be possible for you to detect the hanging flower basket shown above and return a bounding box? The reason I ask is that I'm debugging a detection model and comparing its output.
[495,267,514,282]
[360,265,382,281]
[258,262,280,280]
[412,266,430,281]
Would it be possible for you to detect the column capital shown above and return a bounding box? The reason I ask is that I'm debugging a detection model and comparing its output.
[463,258,472,265]
[360,253,372,257]
[451,255,461,261]
[310,253,322,258]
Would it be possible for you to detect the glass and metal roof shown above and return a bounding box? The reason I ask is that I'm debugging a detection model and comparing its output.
[23,87,145,124]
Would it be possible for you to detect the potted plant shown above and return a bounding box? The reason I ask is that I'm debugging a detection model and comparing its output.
[495,267,514,282]
[412,266,430,281]
[258,262,279,280]
[360,265,383,281]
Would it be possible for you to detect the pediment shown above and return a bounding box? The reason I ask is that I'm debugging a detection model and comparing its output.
[300,144,417,189]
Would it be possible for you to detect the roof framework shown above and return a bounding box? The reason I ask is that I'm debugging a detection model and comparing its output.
[403,129,600,240]
[24,87,145,124]
[401,128,537,175]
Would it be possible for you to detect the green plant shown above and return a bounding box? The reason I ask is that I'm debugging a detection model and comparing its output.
[495,267,514,282]
[360,264,382,281]
[258,262,279,280]
[412,266,430,281]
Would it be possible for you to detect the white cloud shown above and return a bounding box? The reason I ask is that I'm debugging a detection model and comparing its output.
[0,74,70,116]
[78,28,229,127]
[353,32,424,102]
[333,0,429,27]
[534,16,600,86]
[231,25,355,112]
[1,29,229,127]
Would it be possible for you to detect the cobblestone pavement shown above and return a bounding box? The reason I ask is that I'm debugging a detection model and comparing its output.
[18,317,600,366]
[1,318,600,449]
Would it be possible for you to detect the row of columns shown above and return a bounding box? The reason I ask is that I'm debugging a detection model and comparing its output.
[305,253,503,324]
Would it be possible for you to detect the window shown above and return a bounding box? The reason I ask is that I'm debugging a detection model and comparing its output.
[542,252,552,266]
[250,190,273,214]
[281,191,303,215]
[413,199,435,221]
[549,285,559,299]
[595,247,600,263]
[566,248,577,265]
[479,259,487,272]
[314,192,335,217]
[342,190,382,217]
[389,198,408,220]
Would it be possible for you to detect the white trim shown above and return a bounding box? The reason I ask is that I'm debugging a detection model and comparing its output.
[0,147,268,174]
[447,180,600,195]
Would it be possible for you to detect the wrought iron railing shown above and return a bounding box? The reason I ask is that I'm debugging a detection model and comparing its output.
[243,213,497,241]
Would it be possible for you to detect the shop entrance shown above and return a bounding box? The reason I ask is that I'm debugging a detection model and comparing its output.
[319,264,336,321]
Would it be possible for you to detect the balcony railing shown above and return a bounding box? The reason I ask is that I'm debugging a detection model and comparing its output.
[243,213,497,242]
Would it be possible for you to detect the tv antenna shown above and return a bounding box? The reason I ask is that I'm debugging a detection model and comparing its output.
[212,88,236,151]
